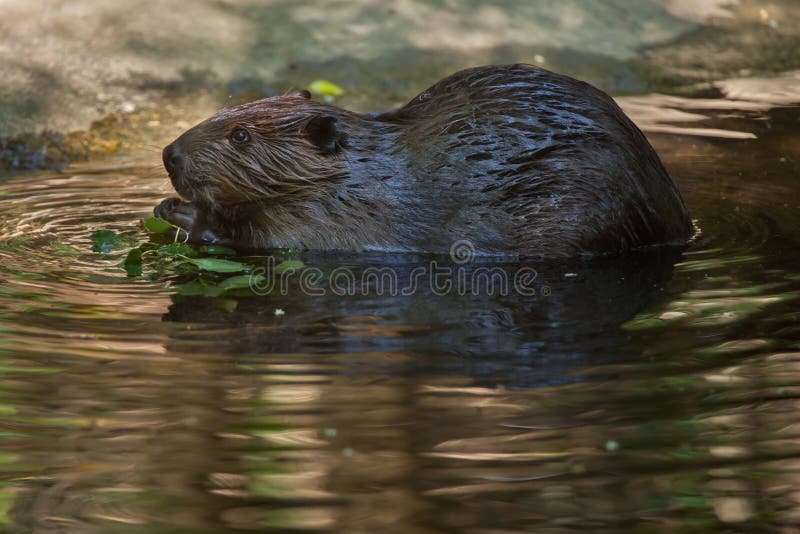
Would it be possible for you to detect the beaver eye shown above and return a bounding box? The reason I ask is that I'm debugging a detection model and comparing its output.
[230,128,251,145]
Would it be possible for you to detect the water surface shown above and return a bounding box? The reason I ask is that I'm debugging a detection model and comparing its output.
[0,92,798,532]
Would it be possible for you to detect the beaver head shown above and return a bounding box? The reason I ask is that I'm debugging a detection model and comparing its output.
[162,90,351,212]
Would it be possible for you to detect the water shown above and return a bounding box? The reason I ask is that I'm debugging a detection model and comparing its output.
[0,95,798,533]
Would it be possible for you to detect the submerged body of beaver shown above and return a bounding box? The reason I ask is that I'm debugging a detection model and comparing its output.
[157,64,692,257]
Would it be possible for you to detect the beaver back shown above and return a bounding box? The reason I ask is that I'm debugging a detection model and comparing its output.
[375,64,692,256]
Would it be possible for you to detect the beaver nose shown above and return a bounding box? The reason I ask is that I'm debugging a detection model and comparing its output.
[162,142,184,176]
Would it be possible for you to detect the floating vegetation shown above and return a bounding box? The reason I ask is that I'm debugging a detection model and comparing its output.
[91,217,304,298]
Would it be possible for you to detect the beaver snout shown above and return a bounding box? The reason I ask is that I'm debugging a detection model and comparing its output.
[161,141,191,198]
[162,141,194,198]
[162,141,185,178]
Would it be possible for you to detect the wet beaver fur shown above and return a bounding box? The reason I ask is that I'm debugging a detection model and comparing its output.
[156,64,692,257]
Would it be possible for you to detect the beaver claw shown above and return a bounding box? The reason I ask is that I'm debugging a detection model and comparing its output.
[154,197,182,220]
[154,198,234,247]
[154,197,199,231]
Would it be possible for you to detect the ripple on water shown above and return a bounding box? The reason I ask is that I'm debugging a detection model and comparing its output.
[0,161,176,370]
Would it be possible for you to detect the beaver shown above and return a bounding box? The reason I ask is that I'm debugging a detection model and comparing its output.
[156,64,692,257]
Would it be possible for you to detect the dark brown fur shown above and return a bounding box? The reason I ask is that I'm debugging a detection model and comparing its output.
[156,64,692,257]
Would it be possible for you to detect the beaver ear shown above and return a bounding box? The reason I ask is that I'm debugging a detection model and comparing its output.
[304,115,346,155]
[289,89,311,99]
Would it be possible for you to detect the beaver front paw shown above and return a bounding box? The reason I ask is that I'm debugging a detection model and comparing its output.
[153,197,233,246]
[154,197,198,231]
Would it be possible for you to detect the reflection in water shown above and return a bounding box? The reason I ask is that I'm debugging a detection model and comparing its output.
[163,249,683,389]
[0,95,798,531]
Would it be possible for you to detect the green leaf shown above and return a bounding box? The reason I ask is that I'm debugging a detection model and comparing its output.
[199,245,237,256]
[158,243,197,257]
[275,260,305,273]
[308,79,344,97]
[219,274,266,292]
[123,264,142,277]
[123,248,143,265]
[219,274,264,291]
[188,258,247,273]
[90,230,135,253]
[175,281,225,297]
[143,217,174,234]
[91,230,117,242]
[121,248,143,277]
